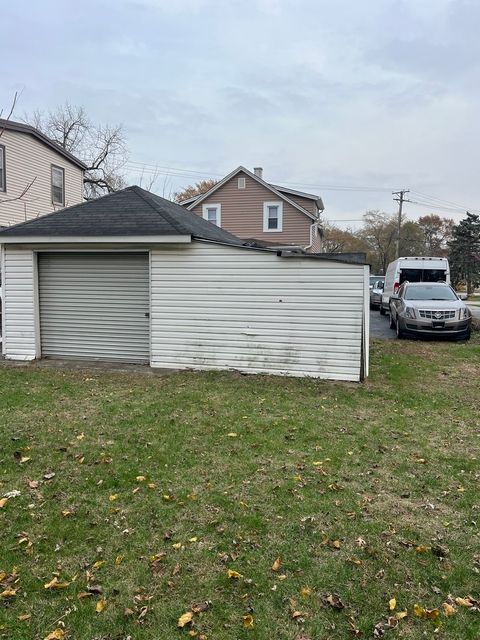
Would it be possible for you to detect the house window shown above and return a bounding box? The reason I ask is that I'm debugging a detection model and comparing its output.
[51,165,65,205]
[202,203,221,227]
[0,145,5,192]
[238,176,246,189]
[263,201,283,232]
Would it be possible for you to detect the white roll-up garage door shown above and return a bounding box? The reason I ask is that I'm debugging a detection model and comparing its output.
[38,252,150,363]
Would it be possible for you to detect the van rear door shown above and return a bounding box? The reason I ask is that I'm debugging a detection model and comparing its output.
[399,267,447,284]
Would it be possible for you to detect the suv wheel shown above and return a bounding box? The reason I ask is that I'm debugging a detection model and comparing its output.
[396,319,404,339]
[389,309,396,329]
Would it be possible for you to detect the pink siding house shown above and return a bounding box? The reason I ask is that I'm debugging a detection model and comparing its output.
[179,166,324,252]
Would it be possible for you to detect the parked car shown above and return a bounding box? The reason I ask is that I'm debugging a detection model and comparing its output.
[370,279,384,308]
[369,275,383,289]
[389,282,471,340]
[380,256,450,314]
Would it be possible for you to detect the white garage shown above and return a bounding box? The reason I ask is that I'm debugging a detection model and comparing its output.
[0,186,369,381]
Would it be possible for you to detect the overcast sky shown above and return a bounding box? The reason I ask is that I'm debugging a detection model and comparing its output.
[2,0,480,226]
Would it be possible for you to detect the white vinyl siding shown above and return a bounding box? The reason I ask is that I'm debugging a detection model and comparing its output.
[202,203,221,227]
[0,129,83,227]
[263,201,283,232]
[1,246,38,360]
[151,242,366,381]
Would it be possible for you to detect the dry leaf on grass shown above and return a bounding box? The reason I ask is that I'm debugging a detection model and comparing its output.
[177,611,194,627]
[17,614,31,621]
[227,569,243,579]
[44,577,70,590]
[324,593,344,610]
[0,498,8,508]
[271,557,281,572]
[388,598,396,611]
[96,598,107,613]
[243,614,254,628]
[44,630,65,640]
[443,602,456,616]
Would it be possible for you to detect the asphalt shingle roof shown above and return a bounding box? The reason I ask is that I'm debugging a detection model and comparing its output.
[0,186,244,245]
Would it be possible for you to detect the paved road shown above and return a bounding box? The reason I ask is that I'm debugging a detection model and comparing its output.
[468,304,480,319]
[370,308,395,339]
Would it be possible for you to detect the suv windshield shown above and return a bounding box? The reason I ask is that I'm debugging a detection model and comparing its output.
[404,285,457,301]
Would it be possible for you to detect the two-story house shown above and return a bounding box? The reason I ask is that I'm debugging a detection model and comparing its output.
[0,119,86,227]
[179,166,324,252]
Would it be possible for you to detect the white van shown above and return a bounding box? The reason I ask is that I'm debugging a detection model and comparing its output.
[380,257,450,314]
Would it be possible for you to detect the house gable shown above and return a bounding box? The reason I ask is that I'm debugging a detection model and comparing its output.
[188,170,314,247]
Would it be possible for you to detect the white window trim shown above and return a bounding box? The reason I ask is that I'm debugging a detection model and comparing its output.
[238,176,246,189]
[202,203,221,227]
[263,201,283,232]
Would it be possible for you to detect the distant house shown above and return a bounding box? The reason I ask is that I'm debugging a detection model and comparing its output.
[0,119,86,227]
[179,166,324,252]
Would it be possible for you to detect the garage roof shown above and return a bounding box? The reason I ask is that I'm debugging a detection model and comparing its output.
[0,186,244,245]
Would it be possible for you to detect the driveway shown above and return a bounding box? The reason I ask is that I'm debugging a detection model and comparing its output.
[370,309,394,339]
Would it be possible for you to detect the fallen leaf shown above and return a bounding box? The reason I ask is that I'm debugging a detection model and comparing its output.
[415,545,429,553]
[227,569,243,579]
[189,537,198,543]
[19,456,31,464]
[172,542,182,550]
[227,432,238,437]
[136,475,146,482]
[0,589,17,598]
[172,563,181,576]
[0,498,8,508]
[61,510,73,518]
[108,494,118,502]
[115,555,124,566]
[413,604,425,618]
[291,610,305,619]
[124,607,135,616]
[44,473,56,480]
[44,577,70,590]
[77,591,92,600]
[389,598,396,611]
[191,601,212,613]
[442,602,456,616]
[17,614,31,621]
[92,560,105,570]
[243,614,254,628]
[325,593,344,610]
[332,540,341,549]
[271,557,281,572]
[28,480,39,489]
[395,611,408,620]
[455,596,475,608]
[300,587,312,598]
[96,598,107,613]
[177,611,193,627]
[148,483,157,489]
[44,630,65,640]
[76,432,85,440]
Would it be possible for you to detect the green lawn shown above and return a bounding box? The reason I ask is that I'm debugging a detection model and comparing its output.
[1,336,479,640]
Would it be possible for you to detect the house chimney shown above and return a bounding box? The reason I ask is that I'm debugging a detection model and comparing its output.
[253,167,263,179]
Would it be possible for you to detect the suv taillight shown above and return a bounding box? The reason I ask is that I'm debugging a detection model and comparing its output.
[393,282,400,293]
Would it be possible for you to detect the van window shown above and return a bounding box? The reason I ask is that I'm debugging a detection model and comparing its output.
[423,269,446,282]
[400,269,422,283]
[400,268,446,284]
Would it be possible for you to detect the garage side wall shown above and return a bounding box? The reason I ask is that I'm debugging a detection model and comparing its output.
[1,246,38,360]
[150,242,365,381]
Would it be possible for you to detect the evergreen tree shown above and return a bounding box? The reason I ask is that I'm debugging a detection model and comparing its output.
[448,212,480,293]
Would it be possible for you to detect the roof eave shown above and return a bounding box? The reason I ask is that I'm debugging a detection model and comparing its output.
[0,234,192,244]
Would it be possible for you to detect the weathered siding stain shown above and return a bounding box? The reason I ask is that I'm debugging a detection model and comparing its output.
[150,241,365,381]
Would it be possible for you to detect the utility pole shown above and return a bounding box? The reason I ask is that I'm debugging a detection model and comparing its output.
[392,190,410,258]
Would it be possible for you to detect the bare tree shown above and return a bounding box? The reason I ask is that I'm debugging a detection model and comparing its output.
[26,103,128,199]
